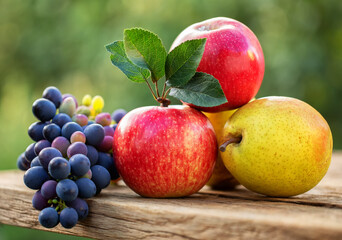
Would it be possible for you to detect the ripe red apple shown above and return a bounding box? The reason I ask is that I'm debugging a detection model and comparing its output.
[113,105,217,198]
[170,17,265,112]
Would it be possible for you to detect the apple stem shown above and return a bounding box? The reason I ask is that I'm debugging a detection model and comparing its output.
[144,78,157,100]
[157,97,171,107]
[219,136,242,152]
[154,81,160,98]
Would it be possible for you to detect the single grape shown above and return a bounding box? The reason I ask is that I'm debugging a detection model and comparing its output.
[104,126,115,137]
[76,178,96,198]
[38,207,59,228]
[39,147,62,170]
[91,165,111,190]
[51,136,70,158]
[28,121,48,142]
[17,153,30,171]
[56,179,79,202]
[32,190,49,210]
[95,113,111,126]
[91,95,104,112]
[111,109,127,123]
[62,122,83,140]
[69,154,90,177]
[41,180,58,199]
[52,113,72,128]
[70,131,86,144]
[97,152,120,180]
[86,145,98,166]
[59,97,76,117]
[110,123,117,133]
[66,198,88,220]
[25,143,37,162]
[32,98,56,122]
[82,94,92,106]
[23,166,50,189]
[72,114,88,127]
[30,156,42,167]
[97,136,113,153]
[43,123,61,142]
[42,86,62,108]
[76,106,91,117]
[34,140,51,155]
[67,142,88,158]
[62,93,78,108]
[48,157,70,180]
[60,207,78,229]
[84,124,105,146]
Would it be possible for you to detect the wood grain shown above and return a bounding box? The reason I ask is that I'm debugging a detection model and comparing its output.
[0,152,341,240]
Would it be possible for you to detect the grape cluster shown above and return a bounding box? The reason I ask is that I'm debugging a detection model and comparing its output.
[17,86,127,229]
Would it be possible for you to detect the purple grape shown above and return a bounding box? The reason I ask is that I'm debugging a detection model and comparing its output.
[70,131,86,144]
[17,153,30,171]
[66,198,88,220]
[86,145,98,166]
[110,123,117,133]
[104,126,115,136]
[51,136,70,158]
[76,178,96,198]
[34,140,51,155]
[111,109,127,123]
[23,166,50,190]
[60,207,78,229]
[32,190,49,210]
[62,122,83,140]
[32,98,56,122]
[56,179,78,202]
[67,142,88,158]
[69,154,90,177]
[97,152,119,180]
[39,147,62,169]
[43,123,61,142]
[84,124,104,146]
[30,156,42,167]
[42,86,62,108]
[39,207,59,228]
[72,114,88,127]
[91,165,110,190]
[95,113,111,126]
[97,136,113,152]
[41,180,58,199]
[25,143,37,162]
[48,157,70,180]
[52,113,72,128]
[28,121,48,142]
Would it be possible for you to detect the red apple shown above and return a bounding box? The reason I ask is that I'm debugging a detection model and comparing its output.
[113,105,217,198]
[170,17,265,112]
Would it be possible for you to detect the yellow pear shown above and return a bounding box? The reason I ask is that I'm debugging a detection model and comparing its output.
[219,97,333,197]
[203,110,240,190]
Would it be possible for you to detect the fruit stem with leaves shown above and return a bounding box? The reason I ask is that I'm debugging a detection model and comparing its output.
[105,28,228,108]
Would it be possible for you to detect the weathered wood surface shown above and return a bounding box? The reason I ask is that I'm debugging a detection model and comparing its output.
[0,152,342,240]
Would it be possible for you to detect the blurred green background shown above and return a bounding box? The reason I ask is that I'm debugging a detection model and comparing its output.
[0,0,341,239]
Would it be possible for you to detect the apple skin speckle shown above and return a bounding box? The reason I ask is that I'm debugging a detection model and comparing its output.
[113,105,217,198]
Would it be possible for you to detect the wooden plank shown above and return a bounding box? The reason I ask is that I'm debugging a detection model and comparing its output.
[0,152,341,240]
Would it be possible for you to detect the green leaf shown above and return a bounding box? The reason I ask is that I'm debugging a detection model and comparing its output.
[169,72,227,107]
[124,28,167,82]
[165,39,206,87]
[106,41,150,83]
